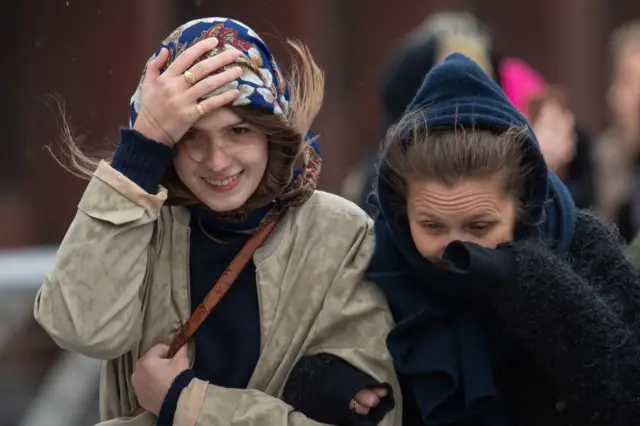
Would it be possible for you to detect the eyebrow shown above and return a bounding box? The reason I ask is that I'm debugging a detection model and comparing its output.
[414,211,441,221]
[465,213,495,221]
[222,120,246,129]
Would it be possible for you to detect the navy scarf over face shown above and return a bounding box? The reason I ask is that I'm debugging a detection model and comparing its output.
[366,53,576,425]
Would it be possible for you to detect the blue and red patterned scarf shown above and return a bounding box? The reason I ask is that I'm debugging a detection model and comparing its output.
[129,18,321,229]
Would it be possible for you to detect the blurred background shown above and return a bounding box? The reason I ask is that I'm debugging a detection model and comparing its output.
[2,0,640,424]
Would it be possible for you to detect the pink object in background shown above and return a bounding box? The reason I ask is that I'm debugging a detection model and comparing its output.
[499,57,548,114]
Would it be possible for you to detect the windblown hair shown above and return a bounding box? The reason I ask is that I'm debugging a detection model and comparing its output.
[50,40,324,208]
[380,108,532,217]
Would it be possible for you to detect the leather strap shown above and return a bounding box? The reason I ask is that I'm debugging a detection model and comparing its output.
[132,205,286,416]
[167,205,286,357]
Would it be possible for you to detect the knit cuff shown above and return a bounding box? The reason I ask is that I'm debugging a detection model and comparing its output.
[157,369,196,426]
[110,128,175,194]
[283,354,395,426]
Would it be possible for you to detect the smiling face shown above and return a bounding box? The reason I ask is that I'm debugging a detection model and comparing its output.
[406,177,517,263]
[174,107,269,213]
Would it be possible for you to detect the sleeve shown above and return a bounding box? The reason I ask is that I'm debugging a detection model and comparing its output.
[157,369,196,426]
[172,218,402,426]
[472,213,640,423]
[110,128,175,194]
[33,154,169,360]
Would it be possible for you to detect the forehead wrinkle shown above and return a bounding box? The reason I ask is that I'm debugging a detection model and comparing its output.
[409,184,503,217]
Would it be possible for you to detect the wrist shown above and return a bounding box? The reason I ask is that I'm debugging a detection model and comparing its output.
[156,369,195,425]
[133,115,174,147]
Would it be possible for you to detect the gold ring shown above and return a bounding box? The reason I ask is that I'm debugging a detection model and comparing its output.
[184,71,196,85]
[196,103,205,117]
[349,400,360,412]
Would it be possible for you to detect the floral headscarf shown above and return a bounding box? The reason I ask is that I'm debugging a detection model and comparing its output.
[129,18,321,225]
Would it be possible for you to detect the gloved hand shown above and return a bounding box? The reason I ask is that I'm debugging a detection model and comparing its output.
[441,240,516,288]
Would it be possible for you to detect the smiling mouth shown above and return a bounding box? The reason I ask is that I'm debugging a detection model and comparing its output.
[200,171,243,192]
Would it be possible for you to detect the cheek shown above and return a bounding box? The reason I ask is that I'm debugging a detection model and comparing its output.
[472,212,516,248]
[240,139,269,174]
[173,150,197,182]
[470,226,514,248]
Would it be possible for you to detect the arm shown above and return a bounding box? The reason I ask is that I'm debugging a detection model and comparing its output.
[282,354,394,426]
[173,218,401,426]
[446,212,640,422]
[33,129,174,359]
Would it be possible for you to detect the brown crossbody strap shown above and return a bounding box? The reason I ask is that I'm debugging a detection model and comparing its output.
[167,206,286,358]
[132,206,286,416]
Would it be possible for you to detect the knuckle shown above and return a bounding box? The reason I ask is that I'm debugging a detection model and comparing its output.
[205,75,223,91]
[220,49,239,62]
[167,99,180,114]
[227,90,239,102]
[158,78,173,93]
[156,73,168,84]
[189,64,202,80]
[219,70,237,84]
[179,107,194,123]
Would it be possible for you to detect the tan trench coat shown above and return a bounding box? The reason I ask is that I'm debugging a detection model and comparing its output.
[34,161,402,426]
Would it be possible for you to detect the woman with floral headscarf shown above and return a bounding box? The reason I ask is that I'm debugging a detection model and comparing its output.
[34,18,399,426]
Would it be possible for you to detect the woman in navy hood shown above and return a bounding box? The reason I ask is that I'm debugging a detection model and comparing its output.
[366,53,640,426]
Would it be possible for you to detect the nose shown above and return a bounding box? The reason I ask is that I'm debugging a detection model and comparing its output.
[204,144,232,171]
[438,233,464,258]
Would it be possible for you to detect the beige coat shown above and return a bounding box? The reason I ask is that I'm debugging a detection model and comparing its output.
[34,161,402,426]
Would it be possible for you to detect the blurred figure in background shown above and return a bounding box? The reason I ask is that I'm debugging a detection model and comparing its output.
[596,20,640,243]
[341,12,495,213]
[500,60,593,208]
[342,11,595,213]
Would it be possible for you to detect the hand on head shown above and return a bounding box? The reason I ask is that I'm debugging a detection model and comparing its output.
[133,37,243,146]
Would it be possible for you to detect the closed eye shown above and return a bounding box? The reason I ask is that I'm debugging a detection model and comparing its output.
[421,222,445,232]
[466,222,495,233]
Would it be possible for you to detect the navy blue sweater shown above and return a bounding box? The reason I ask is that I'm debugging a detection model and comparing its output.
[111,128,393,426]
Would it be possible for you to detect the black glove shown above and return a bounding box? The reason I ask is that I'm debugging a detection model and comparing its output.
[441,240,516,289]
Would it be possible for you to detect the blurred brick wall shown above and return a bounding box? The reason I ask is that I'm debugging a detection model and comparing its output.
[1,0,177,248]
[3,0,640,247]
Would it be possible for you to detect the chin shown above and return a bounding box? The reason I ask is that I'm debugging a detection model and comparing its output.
[198,184,255,213]
[200,194,249,213]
